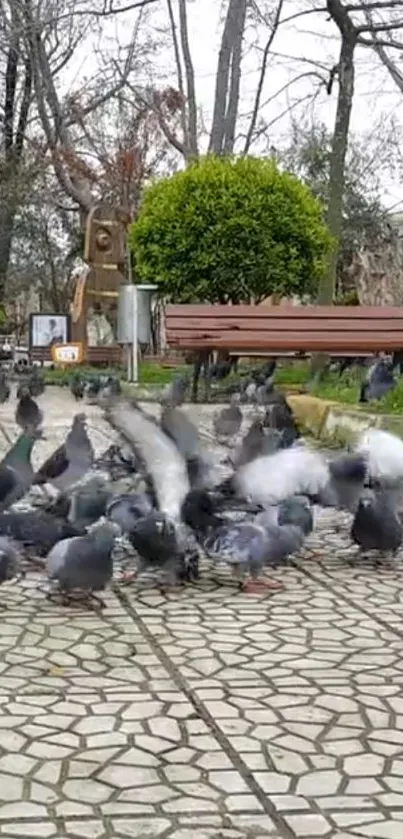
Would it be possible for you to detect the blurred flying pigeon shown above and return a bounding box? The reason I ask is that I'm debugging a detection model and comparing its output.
[160,406,216,490]
[46,521,118,607]
[16,390,43,432]
[351,488,402,555]
[355,428,403,491]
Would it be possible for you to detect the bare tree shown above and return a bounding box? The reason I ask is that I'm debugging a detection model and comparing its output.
[19,0,144,215]
[320,0,403,303]
[0,2,34,302]
[144,0,291,160]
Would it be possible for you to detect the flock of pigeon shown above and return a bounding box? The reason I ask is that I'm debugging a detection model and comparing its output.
[0,359,400,609]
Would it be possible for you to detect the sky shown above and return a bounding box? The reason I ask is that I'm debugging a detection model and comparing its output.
[64,0,403,210]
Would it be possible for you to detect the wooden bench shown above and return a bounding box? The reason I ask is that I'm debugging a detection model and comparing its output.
[165,304,403,354]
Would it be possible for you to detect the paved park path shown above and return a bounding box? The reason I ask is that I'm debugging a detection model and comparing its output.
[0,388,400,838]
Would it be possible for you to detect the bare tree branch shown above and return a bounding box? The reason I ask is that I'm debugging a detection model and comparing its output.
[166,0,189,154]
[243,0,284,154]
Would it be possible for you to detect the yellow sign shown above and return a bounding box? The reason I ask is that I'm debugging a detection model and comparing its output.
[51,343,83,365]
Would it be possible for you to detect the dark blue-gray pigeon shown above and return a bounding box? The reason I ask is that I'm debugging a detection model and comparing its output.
[15,390,43,432]
[351,488,403,556]
[359,357,396,403]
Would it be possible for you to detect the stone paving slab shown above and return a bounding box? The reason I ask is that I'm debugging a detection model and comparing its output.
[0,390,402,837]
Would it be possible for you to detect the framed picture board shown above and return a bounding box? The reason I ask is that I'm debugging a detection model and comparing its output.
[29,313,71,349]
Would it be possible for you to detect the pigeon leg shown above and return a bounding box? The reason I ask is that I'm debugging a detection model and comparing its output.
[242,577,284,593]
[117,570,137,585]
[242,564,284,593]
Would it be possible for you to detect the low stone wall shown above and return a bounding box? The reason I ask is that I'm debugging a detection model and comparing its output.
[287,394,403,444]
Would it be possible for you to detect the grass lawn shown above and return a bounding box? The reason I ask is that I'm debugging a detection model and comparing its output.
[41,358,403,415]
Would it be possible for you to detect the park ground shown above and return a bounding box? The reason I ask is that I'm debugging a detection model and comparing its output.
[0,389,400,839]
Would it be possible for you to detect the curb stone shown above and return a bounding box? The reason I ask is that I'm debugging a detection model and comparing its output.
[287,393,403,444]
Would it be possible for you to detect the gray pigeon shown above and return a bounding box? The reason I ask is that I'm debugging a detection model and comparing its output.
[0,372,10,404]
[233,420,282,469]
[0,537,21,586]
[161,373,188,407]
[67,476,111,530]
[213,395,243,439]
[46,521,119,607]
[255,376,275,405]
[107,492,154,533]
[351,488,403,556]
[15,390,43,432]
[204,517,303,593]
[52,414,94,491]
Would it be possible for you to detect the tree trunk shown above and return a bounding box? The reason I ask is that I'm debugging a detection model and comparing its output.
[0,205,16,305]
[223,0,247,154]
[209,0,241,155]
[319,35,356,304]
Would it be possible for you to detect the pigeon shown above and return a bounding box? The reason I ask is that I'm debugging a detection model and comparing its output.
[98,376,121,402]
[213,395,243,439]
[317,453,368,513]
[0,509,82,558]
[255,376,275,406]
[67,476,110,530]
[70,374,84,401]
[161,373,188,407]
[355,428,403,490]
[127,511,191,586]
[235,447,330,507]
[107,492,154,533]
[0,372,10,403]
[27,368,45,398]
[33,414,93,491]
[0,537,21,586]
[351,488,403,556]
[262,393,300,447]
[15,390,43,431]
[108,402,190,522]
[204,516,302,592]
[232,419,282,470]
[160,406,217,490]
[359,357,396,403]
[95,444,139,479]
[46,521,119,607]
[0,429,42,508]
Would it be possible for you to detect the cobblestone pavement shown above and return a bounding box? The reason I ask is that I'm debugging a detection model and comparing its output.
[0,390,402,838]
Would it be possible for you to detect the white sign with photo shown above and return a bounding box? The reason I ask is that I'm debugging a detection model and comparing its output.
[31,315,68,348]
